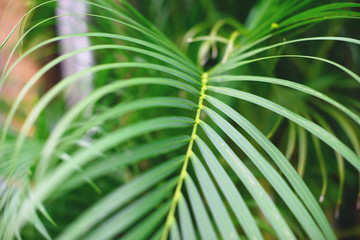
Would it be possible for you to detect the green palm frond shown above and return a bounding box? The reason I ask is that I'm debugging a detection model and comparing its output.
[1,0,360,239]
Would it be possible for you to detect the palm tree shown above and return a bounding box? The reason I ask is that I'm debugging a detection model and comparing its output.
[0,0,359,239]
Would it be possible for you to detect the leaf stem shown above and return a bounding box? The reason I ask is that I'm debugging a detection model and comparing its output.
[161,72,208,240]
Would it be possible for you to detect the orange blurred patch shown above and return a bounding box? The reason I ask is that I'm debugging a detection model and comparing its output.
[1,0,39,136]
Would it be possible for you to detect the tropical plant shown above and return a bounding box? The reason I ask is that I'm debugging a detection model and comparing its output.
[0,0,360,239]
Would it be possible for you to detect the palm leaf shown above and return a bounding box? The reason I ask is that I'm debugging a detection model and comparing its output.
[1,0,359,239]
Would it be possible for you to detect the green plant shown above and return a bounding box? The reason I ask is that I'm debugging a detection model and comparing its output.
[1,0,360,239]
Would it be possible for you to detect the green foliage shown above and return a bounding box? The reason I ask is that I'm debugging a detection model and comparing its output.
[1,0,360,239]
